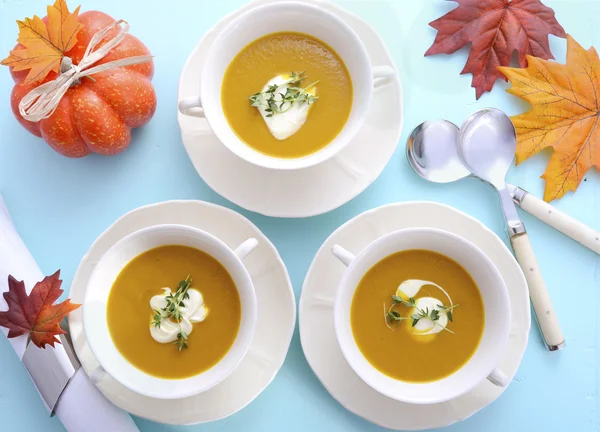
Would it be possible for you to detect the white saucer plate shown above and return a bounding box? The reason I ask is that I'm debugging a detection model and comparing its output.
[177,0,403,218]
[299,202,531,430]
[68,200,295,425]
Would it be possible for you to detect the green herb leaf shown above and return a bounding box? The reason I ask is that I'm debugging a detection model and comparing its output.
[151,309,162,328]
[399,299,413,308]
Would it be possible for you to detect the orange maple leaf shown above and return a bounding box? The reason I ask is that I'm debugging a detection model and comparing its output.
[0,271,80,348]
[0,0,82,85]
[499,35,600,202]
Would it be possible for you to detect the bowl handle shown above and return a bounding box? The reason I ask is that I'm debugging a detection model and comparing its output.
[178,96,205,118]
[487,368,509,387]
[373,66,396,89]
[234,238,259,261]
[331,244,355,267]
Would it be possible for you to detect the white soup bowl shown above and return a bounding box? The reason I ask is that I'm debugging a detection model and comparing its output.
[331,228,511,404]
[83,224,258,399]
[178,1,396,170]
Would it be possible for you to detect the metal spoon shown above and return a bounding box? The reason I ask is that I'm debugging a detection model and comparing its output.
[407,120,600,255]
[457,108,564,351]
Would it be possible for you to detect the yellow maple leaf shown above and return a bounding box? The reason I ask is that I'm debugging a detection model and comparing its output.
[0,0,81,85]
[499,35,600,202]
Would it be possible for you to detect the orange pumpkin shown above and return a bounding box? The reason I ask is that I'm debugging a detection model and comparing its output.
[9,11,156,157]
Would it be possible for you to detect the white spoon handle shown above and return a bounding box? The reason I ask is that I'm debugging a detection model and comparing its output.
[513,188,600,254]
[510,233,565,350]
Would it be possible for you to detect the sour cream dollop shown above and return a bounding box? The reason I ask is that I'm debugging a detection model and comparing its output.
[149,288,208,343]
[255,74,317,140]
[395,279,454,340]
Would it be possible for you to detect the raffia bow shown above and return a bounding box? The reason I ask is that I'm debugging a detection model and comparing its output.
[19,19,153,123]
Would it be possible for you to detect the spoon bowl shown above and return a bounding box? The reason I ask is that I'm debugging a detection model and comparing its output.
[457,108,517,189]
[406,120,470,183]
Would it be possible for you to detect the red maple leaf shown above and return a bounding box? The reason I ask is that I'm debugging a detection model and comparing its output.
[0,271,80,348]
[425,0,566,99]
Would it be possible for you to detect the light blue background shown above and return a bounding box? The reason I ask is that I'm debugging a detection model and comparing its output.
[1,0,599,430]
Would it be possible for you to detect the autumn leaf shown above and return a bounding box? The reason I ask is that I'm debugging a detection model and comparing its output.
[0,0,82,85]
[0,271,80,348]
[498,35,600,202]
[425,0,566,99]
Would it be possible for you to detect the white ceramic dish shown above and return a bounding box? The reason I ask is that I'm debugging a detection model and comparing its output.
[178,1,395,170]
[177,0,402,217]
[83,224,258,399]
[332,228,510,405]
[68,200,295,425]
[299,202,531,430]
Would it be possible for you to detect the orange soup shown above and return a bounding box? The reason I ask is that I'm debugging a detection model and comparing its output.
[221,32,353,158]
[107,245,241,379]
[351,250,485,382]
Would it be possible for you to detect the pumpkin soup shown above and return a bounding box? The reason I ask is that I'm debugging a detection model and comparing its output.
[351,250,484,383]
[107,245,241,379]
[222,32,353,158]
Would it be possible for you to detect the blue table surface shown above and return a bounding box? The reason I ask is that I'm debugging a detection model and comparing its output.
[1,0,599,430]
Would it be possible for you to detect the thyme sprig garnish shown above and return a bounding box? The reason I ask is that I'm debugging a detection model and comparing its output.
[384,295,459,334]
[151,275,193,351]
[249,71,319,117]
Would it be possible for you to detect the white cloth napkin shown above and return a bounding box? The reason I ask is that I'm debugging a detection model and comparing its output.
[0,195,138,432]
